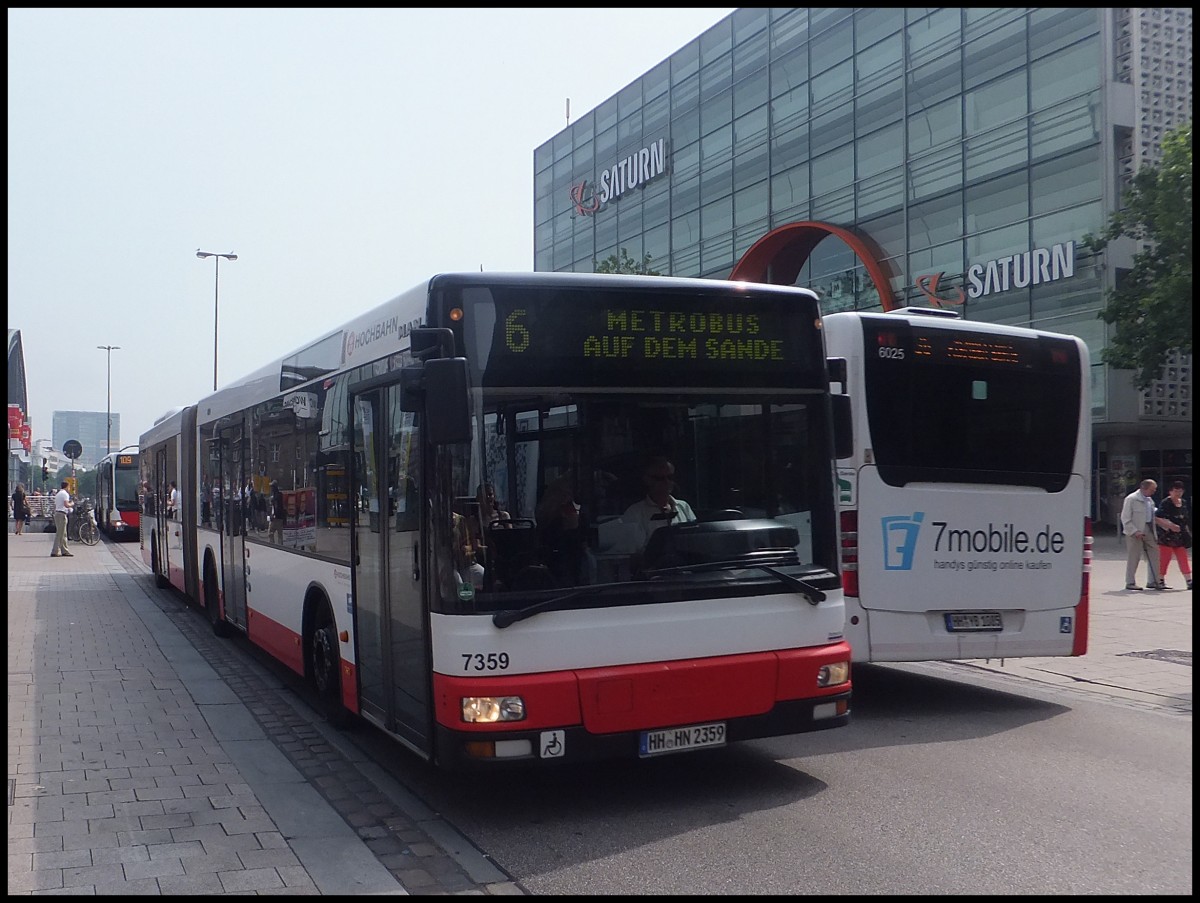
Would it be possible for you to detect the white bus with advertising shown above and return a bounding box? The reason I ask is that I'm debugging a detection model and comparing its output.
[822,307,1091,663]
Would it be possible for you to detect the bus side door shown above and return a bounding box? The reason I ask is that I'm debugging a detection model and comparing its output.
[351,382,430,757]
[215,421,249,630]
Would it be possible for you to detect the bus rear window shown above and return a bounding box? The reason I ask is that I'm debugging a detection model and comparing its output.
[861,321,1081,491]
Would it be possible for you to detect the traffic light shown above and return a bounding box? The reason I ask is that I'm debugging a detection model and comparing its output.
[42,459,49,481]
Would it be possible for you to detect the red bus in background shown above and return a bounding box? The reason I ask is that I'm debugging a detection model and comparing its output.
[95,449,141,541]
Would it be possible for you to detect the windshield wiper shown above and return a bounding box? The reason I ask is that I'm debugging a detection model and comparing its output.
[492,583,631,629]
[756,565,826,606]
[642,557,828,606]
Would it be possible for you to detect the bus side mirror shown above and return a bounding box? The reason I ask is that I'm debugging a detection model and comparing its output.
[405,357,471,445]
[832,394,853,460]
[827,357,847,392]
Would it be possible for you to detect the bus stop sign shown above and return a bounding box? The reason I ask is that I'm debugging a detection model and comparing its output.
[63,439,83,460]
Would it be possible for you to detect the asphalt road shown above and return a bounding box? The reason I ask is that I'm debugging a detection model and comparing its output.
[397,662,1191,894]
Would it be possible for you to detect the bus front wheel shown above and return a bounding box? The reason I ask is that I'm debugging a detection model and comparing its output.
[309,602,350,728]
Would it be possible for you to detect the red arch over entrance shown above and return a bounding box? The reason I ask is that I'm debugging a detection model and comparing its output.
[728,221,898,311]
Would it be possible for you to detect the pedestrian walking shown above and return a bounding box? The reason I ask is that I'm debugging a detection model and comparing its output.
[1155,481,1192,590]
[1120,478,1167,590]
[50,480,74,557]
[11,482,28,535]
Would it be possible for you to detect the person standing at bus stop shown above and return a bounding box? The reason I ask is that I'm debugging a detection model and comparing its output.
[1121,478,1163,590]
[50,480,74,557]
[11,483,28,536]
[1155,481,1192,591]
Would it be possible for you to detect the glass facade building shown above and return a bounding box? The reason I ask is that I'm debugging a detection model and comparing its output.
[533,7,1192,527]
[52,410,119,471]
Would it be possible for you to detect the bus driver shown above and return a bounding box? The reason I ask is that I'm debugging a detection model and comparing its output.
[622,456,696,552]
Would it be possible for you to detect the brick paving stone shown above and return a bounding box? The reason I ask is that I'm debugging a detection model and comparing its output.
[30,848,94,870]
[92,876,162,894]
[8,835,65,854]
[61,833,120,853]
[180,849,244,875]
[145,839,205,861]
[114,829,173,847]
[122,857,187,880]
[237,847,302,870]
[156,872,226,894]
[395,868,438,889]
[276,864,320,887]
[62,862,126,887]
[89,845,152,866]
[257,831,290,850]
[218,865,286,892]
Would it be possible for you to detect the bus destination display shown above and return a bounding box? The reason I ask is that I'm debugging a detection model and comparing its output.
[866,322,1079,371]
[506,306,786,362]
[475,288,821,388]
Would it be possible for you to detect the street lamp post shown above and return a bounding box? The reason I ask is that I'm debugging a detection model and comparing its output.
[196,249,238,391]
[96,345,120,459]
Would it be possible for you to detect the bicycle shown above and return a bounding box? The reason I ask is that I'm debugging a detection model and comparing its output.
[68,499,100,546]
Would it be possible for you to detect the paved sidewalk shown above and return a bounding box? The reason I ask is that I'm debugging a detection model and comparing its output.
[7,531,407,894]
[907,529,1193,715]
[6,530,519,895]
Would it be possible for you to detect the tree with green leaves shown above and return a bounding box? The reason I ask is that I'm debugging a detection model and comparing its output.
[74,469,96,499]
[594,248,662,276]
[1085,120,1192,388]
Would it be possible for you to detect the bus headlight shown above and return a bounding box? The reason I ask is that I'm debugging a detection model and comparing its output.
[461,696,526,723]
[817,661,850,687]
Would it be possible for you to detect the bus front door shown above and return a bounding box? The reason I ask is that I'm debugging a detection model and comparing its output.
[216,422,248,631]
[351,385,430,757]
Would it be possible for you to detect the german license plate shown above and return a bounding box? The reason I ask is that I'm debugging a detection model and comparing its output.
[639,722,726,757]
[945,611,1003,632]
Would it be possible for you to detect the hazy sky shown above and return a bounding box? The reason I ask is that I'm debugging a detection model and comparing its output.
[8,7,734,446]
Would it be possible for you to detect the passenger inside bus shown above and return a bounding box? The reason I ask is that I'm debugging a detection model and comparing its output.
[466,482,510,568]
[535,475,595,587]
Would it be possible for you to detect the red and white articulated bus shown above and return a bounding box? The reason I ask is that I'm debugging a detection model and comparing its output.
[141,272,852,769]
[94,448,141,542]
[822,308,1092,664]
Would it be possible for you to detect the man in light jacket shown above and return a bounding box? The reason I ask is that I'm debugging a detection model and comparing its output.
[1121,478,1166,590]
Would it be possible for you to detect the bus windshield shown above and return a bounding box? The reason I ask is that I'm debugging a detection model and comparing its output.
[860,318,1082,491]
[426,278,842,614]
[431,393,839,614]
[115,462,141,510]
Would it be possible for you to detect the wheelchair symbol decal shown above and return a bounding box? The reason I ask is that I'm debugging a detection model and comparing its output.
[540,730,565,758]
